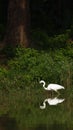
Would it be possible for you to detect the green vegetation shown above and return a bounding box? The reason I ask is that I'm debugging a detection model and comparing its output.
[0,21,73,130]
[0,1,73,129]
[0,47,73,129]
[31,30,69,49]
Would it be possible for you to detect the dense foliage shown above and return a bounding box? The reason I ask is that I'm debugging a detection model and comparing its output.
[0,47,73,128]
[0,47,73,90]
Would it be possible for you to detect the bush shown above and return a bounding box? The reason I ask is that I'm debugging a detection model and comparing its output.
[0,47,73,90]
[6,47,73,89]
[31,30,69,49]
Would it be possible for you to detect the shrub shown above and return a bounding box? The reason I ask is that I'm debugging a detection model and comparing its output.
[31,30,69,49]
[7,47,73,89]
[0,47,72,90]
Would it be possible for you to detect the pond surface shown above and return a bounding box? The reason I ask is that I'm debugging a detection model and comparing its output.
[0,114,18,130]
[0,88,73,130]
[0,114,72,130]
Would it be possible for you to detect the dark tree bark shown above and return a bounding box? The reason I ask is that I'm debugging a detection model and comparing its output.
[5,0,30,47]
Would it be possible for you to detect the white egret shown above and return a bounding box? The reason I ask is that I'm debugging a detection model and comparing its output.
[39,80,65,94]
[40,97,65,109]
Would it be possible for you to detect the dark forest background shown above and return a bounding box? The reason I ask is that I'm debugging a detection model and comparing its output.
[0,0,73,40]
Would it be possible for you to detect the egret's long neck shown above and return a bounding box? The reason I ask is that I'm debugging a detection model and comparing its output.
[40,100,47,109]
[43,83,48,90]
[40,101,46,109]
[42,102,46,109]
[42,81,46,89]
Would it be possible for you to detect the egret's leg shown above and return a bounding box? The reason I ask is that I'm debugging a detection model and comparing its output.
[56,91,60,96]
[46,91,50,97]
[51,90,54,97]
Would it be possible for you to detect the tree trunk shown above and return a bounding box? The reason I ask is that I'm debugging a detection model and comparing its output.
[5,0,30,47]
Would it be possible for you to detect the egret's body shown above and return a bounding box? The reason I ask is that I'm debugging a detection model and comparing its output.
[39,80,65,94]
[40,97,65,109]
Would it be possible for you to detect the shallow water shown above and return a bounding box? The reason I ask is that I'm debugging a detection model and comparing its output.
[0,88,73,130]
[0,115,72,130]
[0,114,18,130]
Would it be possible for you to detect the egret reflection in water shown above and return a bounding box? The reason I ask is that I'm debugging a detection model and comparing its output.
[40,97,65,109]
